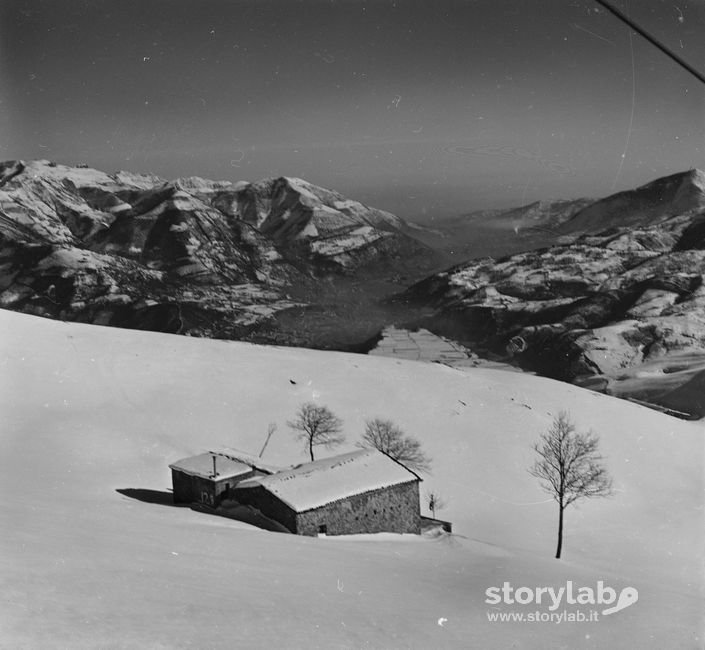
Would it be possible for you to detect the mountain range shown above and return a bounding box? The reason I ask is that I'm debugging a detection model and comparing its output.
[2,160,705,417]
[0,159,436,343]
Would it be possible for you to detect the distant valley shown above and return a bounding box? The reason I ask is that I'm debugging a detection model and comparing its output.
[1,160,704,417]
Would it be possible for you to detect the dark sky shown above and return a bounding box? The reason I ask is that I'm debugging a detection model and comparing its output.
[1,0,704,220]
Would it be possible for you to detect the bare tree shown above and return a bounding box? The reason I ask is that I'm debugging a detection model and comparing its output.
[288,402,344,461]
[358,418,432,473]
[426,490,446,518]
[529,412,613,559]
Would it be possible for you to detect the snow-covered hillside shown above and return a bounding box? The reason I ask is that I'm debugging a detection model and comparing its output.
[0,310,702,648]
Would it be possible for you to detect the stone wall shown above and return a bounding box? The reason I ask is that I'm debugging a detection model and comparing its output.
[295,480,420,536]
[232,485,298,533]
[214,470,261,504]
[171,470,216,506]
[172,469,264,506]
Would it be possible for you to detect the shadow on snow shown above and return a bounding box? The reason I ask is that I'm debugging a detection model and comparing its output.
[116,488,290,533]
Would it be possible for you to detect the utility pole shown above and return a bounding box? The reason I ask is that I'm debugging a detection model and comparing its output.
[259,422,277,458]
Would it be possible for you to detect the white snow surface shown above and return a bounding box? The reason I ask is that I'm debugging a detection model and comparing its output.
[21,160,161,191]
[169,452,253,481]
[0,309,703,649]
[285,177,322,204]
[237,449,419,512]
[212,447,286,474]
[35,247,108,272]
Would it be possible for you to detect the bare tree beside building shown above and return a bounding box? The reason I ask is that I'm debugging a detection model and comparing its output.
[358,418,431,473]
[529,411,613,559]
[288,402,345,461]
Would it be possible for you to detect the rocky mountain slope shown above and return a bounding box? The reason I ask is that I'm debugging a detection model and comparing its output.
[398,170,705,418]
[415,169,705,263]
[457,197,594,234]
[559,168,705,234]
[0,160,436,342]
[175,173,427,274]
[413,197,594,262]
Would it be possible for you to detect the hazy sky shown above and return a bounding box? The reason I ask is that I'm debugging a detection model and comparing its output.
[1,0,704,220]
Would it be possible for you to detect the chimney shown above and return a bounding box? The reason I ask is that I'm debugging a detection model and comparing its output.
[212,454,217,478]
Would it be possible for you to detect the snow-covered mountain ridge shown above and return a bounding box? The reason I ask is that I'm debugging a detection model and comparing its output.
[0,159,436,341]
[560,169,705,234]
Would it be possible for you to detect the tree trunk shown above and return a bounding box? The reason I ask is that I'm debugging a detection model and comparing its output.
[555,503,564,559]
[309,439,315,462]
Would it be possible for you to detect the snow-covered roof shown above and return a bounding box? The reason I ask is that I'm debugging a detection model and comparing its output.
[169,452,255,481]
[236,449,421,513]
[210,447,286,475]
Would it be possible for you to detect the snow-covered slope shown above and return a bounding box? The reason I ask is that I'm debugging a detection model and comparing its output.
[401,201,705,416]
[0,310,702,648]
[560,169,705,234]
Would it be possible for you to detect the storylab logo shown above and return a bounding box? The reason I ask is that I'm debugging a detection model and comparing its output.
[485,581,638,624]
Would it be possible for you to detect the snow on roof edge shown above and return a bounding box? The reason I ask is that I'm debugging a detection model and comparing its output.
[169,452,254,481]
[235,449,421,513]
[236,474,420,514]
[209,447,285,474]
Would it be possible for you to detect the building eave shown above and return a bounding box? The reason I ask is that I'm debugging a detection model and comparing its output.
[290,477,421,515]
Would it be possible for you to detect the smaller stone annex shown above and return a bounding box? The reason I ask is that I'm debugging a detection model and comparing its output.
[169,449,281,508]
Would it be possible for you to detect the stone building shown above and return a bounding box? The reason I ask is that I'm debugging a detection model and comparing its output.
[169,449,279,507]
[233,449,422,536]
